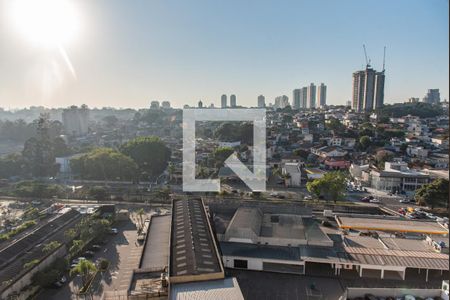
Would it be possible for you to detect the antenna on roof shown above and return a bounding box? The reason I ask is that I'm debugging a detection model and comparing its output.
[382,46,386,71]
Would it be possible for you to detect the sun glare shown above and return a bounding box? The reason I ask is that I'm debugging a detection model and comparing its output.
[11,0,80,48]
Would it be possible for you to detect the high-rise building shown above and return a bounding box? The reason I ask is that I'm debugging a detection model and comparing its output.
[230,94,237,107]
[293,89,301,109]
[198,100,203,108]
[407,97,419,103]
[374,71,385,109]
[150,101,160,109]
[352,66,385,112]
[257,95,266,108]
[301,87,308,108]
[221,94,227,108]
[62,105,90,137]
[317,83,327,107]
[274,95,289,109]
[307,83,316,108]
[161,101,171,109]
[422,89,440,104]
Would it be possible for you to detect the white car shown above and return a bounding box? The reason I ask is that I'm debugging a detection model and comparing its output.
[72,257,86,265]
[369,198,380,203]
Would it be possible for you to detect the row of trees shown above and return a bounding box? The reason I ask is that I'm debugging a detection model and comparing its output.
[0,118,63,143]
[415,178,449,209]
[0,115,71,179]
[306,171,347,202]
[70,136,171,181]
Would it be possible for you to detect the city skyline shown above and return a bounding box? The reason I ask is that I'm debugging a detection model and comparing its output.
[0,0,448,109]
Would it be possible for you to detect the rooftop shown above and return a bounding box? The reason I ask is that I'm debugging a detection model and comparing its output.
[336,216,448,235]
[169,198,223,282]
[140,214,171,270]
[224,207,333,247]
[170,277,244,300]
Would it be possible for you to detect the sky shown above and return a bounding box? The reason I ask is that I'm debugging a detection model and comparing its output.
[0,0,448,109]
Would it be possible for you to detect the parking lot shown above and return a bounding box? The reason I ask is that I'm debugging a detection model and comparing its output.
[37,218,143,300]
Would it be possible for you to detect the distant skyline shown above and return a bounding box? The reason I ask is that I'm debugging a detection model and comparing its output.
[0,0,448,109]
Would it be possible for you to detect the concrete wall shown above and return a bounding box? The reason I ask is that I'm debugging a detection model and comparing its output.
[1,245,67,300]
[222,255,304,274]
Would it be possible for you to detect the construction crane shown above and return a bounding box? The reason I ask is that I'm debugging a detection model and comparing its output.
[363,44,371,68]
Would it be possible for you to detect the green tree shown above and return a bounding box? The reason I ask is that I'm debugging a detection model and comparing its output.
[91,219,111,241]
[359,136,371,150]
[70,259,97,286]
[375,150,394,170]
[64,228,77,240]
[120,136,171,179]
[136,208,145,231]
[88,186,108,200]
[24,259,40,269]
[70,148,138,181]
[0,153,26,178]
[293,149,310,160]
[326,118,345,132]
[214,122,253,144]
[213,147,234,168]
[22,114,58,178]
[306,171,347,202]
[98,258,109,271]
[167,162,175,181]
[415,178,449,209]
[43,241,61,254]
[69,239,83,257]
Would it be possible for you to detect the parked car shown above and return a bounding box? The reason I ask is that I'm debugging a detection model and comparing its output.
[321,220,333,227]
[110,228,118,234]
[369,198,380,203]
[399,199,409,204]
[71,257,86,265]
[90,245,102,251]
[84,250,95,258]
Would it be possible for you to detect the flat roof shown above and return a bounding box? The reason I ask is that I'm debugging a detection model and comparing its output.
[220,242,301,261]
[169,199,223,279]
[170,277,244,300]
[140,214,171,269]
[336,216,448,235]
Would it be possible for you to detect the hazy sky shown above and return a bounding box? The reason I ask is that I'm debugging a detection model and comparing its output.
[0,0,448,109]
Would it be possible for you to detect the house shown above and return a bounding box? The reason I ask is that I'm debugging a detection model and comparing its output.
[370,160,430,193]
[426,153,449,169]
[282,162,302,187]
[311,146,348,159]
[349,164,370,185]
[406,145,429,159]
[431,137,449,149]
